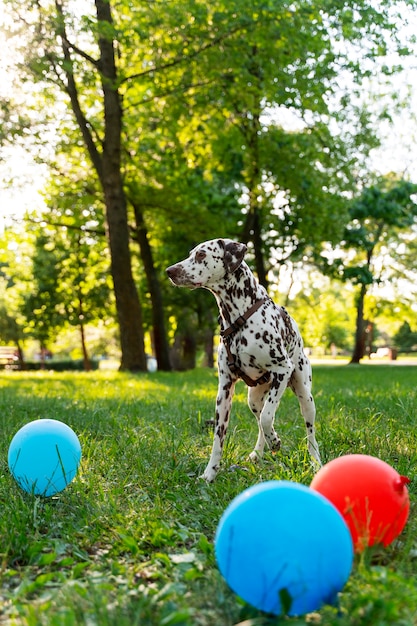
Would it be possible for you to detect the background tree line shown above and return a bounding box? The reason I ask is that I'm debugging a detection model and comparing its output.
[1,0,417,369]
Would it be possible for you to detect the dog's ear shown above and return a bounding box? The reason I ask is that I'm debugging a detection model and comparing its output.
[224,241,247,273]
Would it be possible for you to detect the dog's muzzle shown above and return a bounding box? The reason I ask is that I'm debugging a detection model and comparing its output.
[166,264,199,288]
[166,264,182,285]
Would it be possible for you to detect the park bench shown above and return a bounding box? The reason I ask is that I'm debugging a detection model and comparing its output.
[0,347,22,370]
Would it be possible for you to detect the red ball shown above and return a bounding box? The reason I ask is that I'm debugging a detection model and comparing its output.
[310,455,410,552]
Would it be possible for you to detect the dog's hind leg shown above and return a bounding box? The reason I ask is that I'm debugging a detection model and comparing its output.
[247,381,275,462]
[247,365,294,463]
[259,367,294,453]
[289,361,321,465]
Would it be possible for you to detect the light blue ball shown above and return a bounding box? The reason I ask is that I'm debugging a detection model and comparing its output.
[8,419,82,497]
[215,480,353,616]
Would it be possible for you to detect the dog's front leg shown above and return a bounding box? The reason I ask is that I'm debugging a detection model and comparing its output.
[201,372,236,482]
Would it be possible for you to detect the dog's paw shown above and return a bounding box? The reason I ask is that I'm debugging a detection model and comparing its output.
[310,455,322,470]
[308,444,322,468]
[248,450,261,463]
[269,436,282,452]
[200,466,218,483]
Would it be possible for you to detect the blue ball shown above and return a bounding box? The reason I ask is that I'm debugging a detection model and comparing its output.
[8,419,82,497]
[215,480,353,616]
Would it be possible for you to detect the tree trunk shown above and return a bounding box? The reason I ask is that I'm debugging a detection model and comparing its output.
[241,202,268,289]
[39,344,47,370]
[252,212,268,288]
[79,320,92,372]
[95,0,147,371]
[239,47,269,289]
[350,283,367,364]
[78,296,92,371]
[131,202,172,371]
[57,0,147,371]
[102,179,146,371]
[173,329,197,370]
[16,342,25,369]
[203,328,214,368]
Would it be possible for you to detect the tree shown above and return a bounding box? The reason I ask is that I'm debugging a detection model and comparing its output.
[66,0,147,370]
[19,209,113,369]
[4,0,147,370]
[321,178,417,363]
[22,232,63,365]
[393,321,417,351]
[0,222,38,363]
[3,0,248,371]
[3,0,417,372]
[56,227,112,370]
[151,0,416,287]
[38,159,115,369]
[0,299,25,363]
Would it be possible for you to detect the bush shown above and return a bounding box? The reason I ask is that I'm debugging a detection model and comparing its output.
[393,321,417,350]
[24,360,100,371]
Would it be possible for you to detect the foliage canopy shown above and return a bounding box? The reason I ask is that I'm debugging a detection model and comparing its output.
[1,0,417,364]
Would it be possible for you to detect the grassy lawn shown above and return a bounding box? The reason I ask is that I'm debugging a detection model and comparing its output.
[0,366,416,625]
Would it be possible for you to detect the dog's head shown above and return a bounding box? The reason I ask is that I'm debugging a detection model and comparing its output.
[166,238,247,289]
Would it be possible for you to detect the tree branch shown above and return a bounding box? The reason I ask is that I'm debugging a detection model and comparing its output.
[121,21,248,85]
[123,78,215,109]
[54,0,104,181]
[24,215,106,237]
[66,41,100,68]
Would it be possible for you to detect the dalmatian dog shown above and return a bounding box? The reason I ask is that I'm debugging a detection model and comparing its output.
[166,238,321,482]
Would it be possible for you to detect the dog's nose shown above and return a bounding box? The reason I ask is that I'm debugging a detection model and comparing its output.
[167,265,184,282]
[166,265,178,279]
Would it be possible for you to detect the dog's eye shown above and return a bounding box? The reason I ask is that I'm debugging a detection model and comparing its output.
[195,250,206,262]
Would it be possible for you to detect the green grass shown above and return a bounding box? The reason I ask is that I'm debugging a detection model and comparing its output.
[0,366,416,625]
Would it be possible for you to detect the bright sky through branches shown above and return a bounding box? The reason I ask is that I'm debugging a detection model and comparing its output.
[0,7,47,231]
